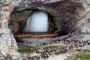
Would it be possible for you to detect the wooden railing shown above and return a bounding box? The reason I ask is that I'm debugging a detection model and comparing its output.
[14,33,58,39]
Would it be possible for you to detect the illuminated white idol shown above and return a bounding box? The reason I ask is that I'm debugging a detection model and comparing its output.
[24,12,49,32]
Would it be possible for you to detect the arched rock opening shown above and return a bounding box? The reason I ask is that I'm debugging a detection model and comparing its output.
[9,8,58,34]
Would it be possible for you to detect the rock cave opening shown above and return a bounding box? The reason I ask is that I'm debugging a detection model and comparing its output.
[9,9,58,34]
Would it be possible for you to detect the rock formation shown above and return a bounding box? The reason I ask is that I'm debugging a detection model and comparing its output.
[77,0,90,33]
[0,0,90,59]
[0,0,22,59]
[76,0,90,40]
[44,0,82,35]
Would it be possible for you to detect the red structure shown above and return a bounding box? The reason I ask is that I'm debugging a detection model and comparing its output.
[15,33,58,39]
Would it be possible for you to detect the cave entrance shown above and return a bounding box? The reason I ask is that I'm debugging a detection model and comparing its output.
[9,8,61,42]
[9,8,58,34]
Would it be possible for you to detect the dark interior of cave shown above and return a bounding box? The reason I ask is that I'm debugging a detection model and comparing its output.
[56,30,68,36]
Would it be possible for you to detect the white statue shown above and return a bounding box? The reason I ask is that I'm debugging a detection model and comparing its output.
[24,12,49,32]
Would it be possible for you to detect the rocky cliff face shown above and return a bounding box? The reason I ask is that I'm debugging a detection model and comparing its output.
[76,0,90,33]
[75,0,90,40]
[0,0,22,59]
